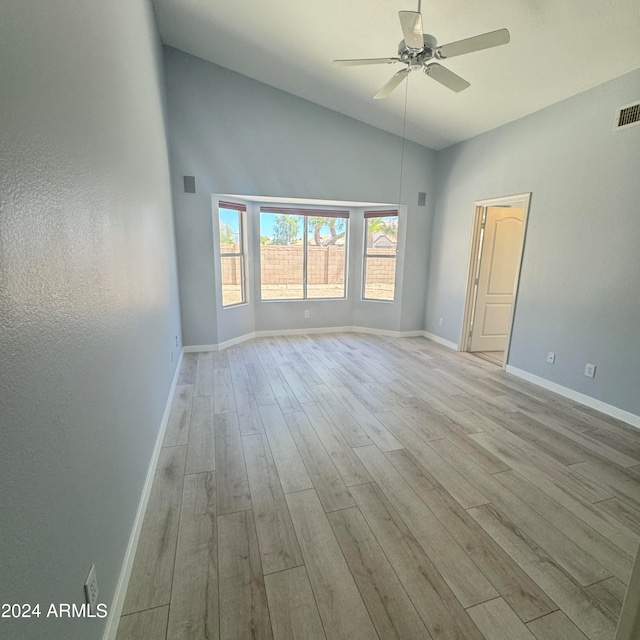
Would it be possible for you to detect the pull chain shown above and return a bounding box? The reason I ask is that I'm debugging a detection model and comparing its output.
[398,73,409,209]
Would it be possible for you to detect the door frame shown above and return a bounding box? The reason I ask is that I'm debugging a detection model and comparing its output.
[459,192,532,369]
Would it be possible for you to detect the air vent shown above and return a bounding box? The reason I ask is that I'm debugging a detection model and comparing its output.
[615,101,640,130]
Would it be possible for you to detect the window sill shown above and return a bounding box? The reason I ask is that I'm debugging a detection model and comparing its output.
[260,297,349,303]
[361,298,395,304]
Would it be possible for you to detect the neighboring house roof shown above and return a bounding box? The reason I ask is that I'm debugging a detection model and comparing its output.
[372,233,396,248]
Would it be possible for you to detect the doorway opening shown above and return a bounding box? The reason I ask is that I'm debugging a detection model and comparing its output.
[460,193,531,369]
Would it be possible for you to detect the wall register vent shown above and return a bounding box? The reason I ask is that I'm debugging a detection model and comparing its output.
[615,101,640,130]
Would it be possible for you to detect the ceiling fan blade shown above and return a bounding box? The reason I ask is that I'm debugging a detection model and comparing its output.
[425,63,470,92]
[333,57,400,67]
[399,11,424,50]
[436,28,510,59]
[373,67,410,100]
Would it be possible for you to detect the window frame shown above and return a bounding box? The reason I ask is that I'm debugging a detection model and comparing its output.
[259,206,350,302]
[362,209,399,302]
[218,200,248,308]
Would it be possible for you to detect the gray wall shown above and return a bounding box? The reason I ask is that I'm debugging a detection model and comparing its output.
[0,2,181,639]
[425,69,640,415]
[164,47,436,346]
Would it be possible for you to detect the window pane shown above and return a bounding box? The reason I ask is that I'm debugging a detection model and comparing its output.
[221,256,245,306]
[364,256,396,300]
[364,215,398,300]
[307,216,347,298]
[219,208,241,253]
[260,212,304,300]
[365,215,398,251]
[219,207,245,307]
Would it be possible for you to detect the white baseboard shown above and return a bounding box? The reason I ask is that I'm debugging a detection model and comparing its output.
[183,332,253,352]
[103,350,184,640]
[184,326,425,351]
[422,331,459,351]
[505,365,640,430]
[183,343,220,353]
[355,327,424,338]
[255,326,351,338]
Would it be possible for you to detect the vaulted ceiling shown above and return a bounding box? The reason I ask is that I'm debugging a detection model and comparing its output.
[153,0,640,150]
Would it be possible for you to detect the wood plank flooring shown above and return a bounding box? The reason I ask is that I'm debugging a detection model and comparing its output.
[116,334,640,640]
[473,351,505,366]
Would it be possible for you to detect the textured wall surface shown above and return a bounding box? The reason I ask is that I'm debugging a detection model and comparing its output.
[164,47,436,346]
[0,2,181,639]
[425,69,640,415]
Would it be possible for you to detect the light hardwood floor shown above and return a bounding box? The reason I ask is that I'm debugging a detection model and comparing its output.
[473,351,505,366]
[115,334,640,640]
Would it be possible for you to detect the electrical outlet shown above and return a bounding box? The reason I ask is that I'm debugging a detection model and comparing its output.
[175,336,178,348]
[84,565,99,614]
[438,317,444,326]
[304,310,310,319]
[585,363,596,378]
[547,352,556,364]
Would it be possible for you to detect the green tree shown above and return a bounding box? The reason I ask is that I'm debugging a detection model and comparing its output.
[310,217,325,246]
[272,214,300,245]
[365,217,397,247]
[366,217,385,247]
[382,220,398,240]
[219,222,235,244]
[310,216,346,246]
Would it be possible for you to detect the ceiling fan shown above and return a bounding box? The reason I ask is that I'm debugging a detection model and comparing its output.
[333,2,510,99]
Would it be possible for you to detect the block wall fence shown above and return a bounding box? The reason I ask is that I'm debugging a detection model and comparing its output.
[220,245,396,285]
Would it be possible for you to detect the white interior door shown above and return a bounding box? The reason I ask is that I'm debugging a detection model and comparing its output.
[470,206,525,352]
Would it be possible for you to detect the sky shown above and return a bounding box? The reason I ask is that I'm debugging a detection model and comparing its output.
[220,207,396,244]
